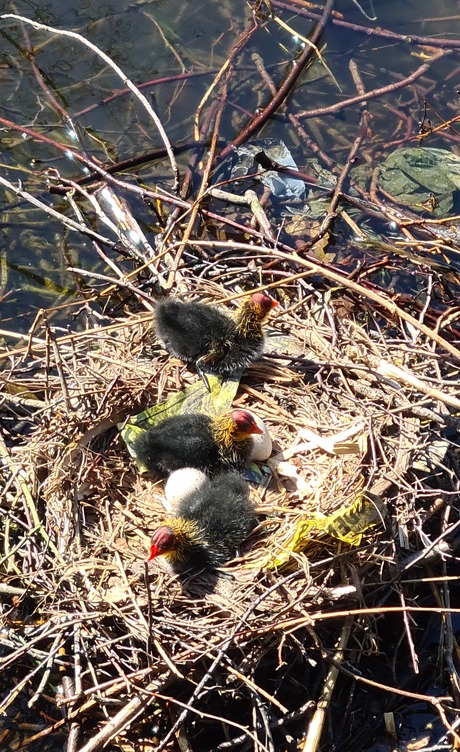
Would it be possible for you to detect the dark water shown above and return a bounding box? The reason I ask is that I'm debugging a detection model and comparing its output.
[0,0,459,334]
[1,3,460,750]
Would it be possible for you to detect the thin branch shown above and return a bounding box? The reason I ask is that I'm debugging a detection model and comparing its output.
[0,13,179,190]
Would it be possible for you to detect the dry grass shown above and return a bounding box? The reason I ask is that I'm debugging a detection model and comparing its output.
[1,283,460,752]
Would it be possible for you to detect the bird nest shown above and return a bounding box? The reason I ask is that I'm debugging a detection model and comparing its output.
[1,284,460,751]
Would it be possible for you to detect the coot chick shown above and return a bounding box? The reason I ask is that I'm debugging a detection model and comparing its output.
[155,292,277,385]
[148,471,256,574]
[134,408,263,476]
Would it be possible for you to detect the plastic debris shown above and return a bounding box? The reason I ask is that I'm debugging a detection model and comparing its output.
[269,490,387,569]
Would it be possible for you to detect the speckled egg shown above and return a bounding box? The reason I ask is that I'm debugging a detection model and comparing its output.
[248,413,272,461]
[165,467,210,507]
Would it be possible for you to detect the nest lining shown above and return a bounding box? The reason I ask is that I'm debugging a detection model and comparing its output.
[1,289,459,751]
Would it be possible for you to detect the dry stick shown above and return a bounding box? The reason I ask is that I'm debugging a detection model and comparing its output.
[0,118,197,262]
[66,190,126,281]
[164,22,260,284]
[438,568,460,705]
[2,222,458,376]
[0,169,171,292]
[166,87,229,289]
[0,433,61,559]
[250,606,460,635]
[0,14,179,191]
[67,267,156,309]
[193,24,258,143]
[215,701,315,751]
[51,141,207,194]
[19,670,153,749]
[45,318,72,412]
[225,664,288,714]
[398,585,420,675]
[219,0,336,159]
[159,101,221,275]
[297,49,449,119]
[314,637,460,747]
[4,227,460,402]
[74,70,218,120]
[301,617,354,752]
[180,238,460,364]
[0,115,182,211]
[0,635,65,716]
[272,0,460,50]
[298,59,371,250]
[0,109,379,282]
[75,644,267,752]
[0,314,153,363]
[64,191,160,309]
[28,633,64,709]
[178,100,220,205]
[254,693,275,752]
[392,520,460,581]
[153,572,308,752]
[0,102,440,271]
[66,623,83,752]
[0,615,102,673]
[73,681,161,752]
[231,598,460,744]
[0,175,118,247]
[66,178,161,285]
[249,49,337,207]
[153,691,261,750]
[377,360,460,411]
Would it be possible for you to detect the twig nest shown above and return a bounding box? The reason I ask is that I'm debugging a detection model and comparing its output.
[165,467,210,507]
[248,413,272,461]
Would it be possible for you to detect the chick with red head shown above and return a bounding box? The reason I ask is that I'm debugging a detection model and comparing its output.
[148,471,256,574]
[155,292,278,386]
[134,408,263,476]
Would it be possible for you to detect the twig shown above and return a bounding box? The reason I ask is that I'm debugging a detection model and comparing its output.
[297,50,449,119]
[175,238,460,363]
[220,0,335,157]
[377,360,460,411]
[0,433,61,559]
[0,14,179,191]
[301,618,354,752]
[0,175,117,247]
[271,1,460,50]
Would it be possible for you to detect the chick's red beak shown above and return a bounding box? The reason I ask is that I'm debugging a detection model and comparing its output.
[148,525,176,561]
[250,423,264,435]
[148,544,161,561]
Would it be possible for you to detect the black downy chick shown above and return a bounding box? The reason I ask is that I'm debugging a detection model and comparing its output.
[134,408,263,476]
[155,292,278,387]
[148,471,256,574]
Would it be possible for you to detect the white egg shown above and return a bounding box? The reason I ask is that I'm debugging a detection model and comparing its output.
[248,413,272,462]
[165,467,210,508]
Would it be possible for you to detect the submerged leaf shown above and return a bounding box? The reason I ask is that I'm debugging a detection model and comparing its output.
[379,146,460,216]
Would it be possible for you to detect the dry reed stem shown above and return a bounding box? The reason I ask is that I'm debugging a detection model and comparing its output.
[1,280,459,750]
